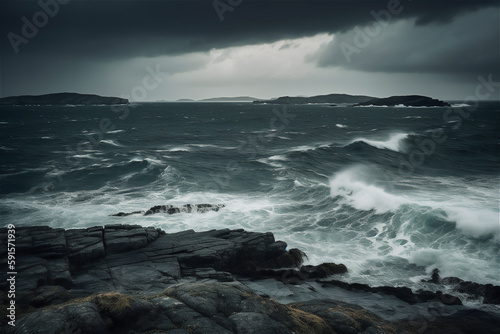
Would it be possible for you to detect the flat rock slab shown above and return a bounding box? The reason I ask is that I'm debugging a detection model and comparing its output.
[0,225,302,307]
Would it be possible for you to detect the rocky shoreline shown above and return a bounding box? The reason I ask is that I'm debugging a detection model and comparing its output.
[1,224,499,333]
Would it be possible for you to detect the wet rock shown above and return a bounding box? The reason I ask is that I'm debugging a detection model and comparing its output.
[5,282,337,334]
[319,280,462,306]
[424,269,500,305]
[1,225,499,333]
[66,226,105,266]
[0,225,304,310]
[300,263,348,278]
[442,277,500,305]
[290,299,392,334]
[239,262,347,283]
[111,204,226,216]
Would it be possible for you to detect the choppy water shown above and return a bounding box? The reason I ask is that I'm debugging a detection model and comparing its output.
[1,102,499,290]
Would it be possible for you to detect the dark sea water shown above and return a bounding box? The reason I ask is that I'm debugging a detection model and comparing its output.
[1,102,499,294]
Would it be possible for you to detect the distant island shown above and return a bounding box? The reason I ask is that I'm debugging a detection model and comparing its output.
[253,93,375,104]
[354,95,451,107]
[0,93,129,106]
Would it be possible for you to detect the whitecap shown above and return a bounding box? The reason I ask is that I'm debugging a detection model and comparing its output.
[329,165,408,214]
[443,206,499,241]
[165,146,191,152]
[268,155,288,161]
[72,154,97,159]
[336,124,347,128]
[100,139,124,147]
[349,133,409,153]
[256,158,284,169]
[288,145,317,152]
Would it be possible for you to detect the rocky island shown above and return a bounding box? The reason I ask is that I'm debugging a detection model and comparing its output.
[0,93,129,106]
[354,95,451,107]
[253,93,375,105]
[1,215,499,333]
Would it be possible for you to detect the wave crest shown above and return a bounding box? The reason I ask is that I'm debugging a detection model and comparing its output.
[329,166,407,214]
[348,133,409,153]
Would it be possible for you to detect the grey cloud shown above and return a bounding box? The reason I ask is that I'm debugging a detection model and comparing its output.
[308,8,499,76]
[1,0,498,61]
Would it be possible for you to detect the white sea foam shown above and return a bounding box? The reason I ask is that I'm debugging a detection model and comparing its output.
[443,206,500,240]
[73,154,97,159]
[256,158,284,169]
[268,155,288,161]
[336,124,347,128]
[107,129,126,134]
[100,139,123,147]
[164,146,191,152]
[350,133,409,153]
[329,166,408,214]
[451,103,472,108]
[409,248,499,285]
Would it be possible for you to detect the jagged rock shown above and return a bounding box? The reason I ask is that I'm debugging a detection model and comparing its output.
[66,226,105,266]
[238,262,347,284]
[1,225,499,333]
[111,203,226,216]
[319,280,462,306]
[0,226,304,310]
[423,268,500,305]
[3,282,337,334]
[300,263,348,278]
[289,299,393,334]
[111,210,144,217]
[182,268,233,282]
[442,277,500,305]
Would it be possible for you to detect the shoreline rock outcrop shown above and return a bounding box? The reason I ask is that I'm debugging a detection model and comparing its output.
[1,225,499,333]
[111,203,225,217]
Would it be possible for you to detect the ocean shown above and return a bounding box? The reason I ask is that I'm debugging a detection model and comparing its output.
[1,102,499,293]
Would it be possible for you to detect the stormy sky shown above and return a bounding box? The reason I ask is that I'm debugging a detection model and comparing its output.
[1,0,499,101]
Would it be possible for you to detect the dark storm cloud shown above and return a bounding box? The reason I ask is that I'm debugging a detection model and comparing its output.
[308,8,500,75]
[1,0,498,60]
[1,0,498,98]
